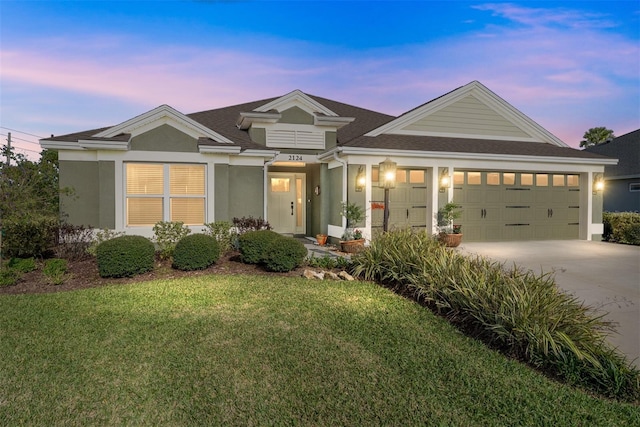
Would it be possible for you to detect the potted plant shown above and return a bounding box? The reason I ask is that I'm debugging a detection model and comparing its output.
[437,202,463,247]
[315,234,328,246]
[339,201,366,253]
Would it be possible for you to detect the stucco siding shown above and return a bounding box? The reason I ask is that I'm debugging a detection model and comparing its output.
[229,166,264,219]
[60,160,99,227]
[248,127,266,145]
[402,94,530,138]
[98,161,116,228]
[130,124,199,152]
[214,164,230,220]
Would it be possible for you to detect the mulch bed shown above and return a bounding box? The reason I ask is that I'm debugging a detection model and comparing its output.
[0,252,307,295]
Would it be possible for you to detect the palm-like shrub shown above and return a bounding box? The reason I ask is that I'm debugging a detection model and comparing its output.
[172,234,220,271]
[96,235,155,278]
[351,228,640,401]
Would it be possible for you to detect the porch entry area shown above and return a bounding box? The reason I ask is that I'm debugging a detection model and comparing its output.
[267,172,306,234]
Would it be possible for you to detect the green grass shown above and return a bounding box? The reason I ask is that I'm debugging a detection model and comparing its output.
[1,276,638,426]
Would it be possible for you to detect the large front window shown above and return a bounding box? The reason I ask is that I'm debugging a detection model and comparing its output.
[126,163,206,226]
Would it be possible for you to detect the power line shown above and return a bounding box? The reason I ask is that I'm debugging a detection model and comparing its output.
[13,146,41,155]
[0,126,45,139]
[0,133,40,146]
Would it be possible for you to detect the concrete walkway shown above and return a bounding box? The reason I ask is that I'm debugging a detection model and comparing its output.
[458,240,640,368]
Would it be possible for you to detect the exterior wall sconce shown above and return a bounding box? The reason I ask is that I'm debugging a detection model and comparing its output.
[355,166,366,192]
[439,168,451,193]
[378,158,397,232]
[593,173,604,195]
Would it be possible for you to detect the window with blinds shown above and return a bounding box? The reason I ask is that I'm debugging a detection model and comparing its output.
[126,163,206,226]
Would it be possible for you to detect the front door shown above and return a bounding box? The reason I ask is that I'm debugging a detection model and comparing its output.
[267,173,306,234]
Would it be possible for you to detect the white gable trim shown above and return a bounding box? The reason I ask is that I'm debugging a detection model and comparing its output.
[254,90,338,117]
[94,105,234,143]
[366,81,568,147]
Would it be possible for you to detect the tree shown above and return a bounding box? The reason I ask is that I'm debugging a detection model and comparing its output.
[0,147,69,259]
[580,127,615,148]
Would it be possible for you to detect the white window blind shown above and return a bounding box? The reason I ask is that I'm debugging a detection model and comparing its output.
[126,164,164,194]
[170,165,205,195]
[126,163,206,226]
[171,198,205,225]
[127,198,163,226]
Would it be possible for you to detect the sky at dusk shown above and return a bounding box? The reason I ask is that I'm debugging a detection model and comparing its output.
[1,0,638,158]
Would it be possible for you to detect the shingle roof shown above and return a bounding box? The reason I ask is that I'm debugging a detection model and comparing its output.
[41,90,613,163]
[584,129,639,177]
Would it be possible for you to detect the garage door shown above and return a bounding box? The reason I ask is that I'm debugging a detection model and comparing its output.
[453,171,580,241]
[371,169,430,231]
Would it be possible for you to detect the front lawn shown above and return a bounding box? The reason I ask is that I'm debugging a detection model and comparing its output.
[1,275,638,425]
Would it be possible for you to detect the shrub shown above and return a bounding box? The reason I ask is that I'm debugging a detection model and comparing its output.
[351,228,640,401]
[0,269,19,287]
[263,237,307,272]
[172,234,220,271]
[2,214,58,258]
[86,228,125,257]
[43,258,68,285]
[238,230,280,265]
[603,212,640,245]
[232,216,272,234]
[153,221,191,260]
[306,254,351,271]
[203,221,235,253]
[7,257,36,273]
[56,223,94,261]
[96,235,155,278]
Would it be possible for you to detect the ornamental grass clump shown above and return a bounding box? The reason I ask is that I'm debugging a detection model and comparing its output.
[350,228,640,401]
[172,234,220,271]
[96,235,155,278]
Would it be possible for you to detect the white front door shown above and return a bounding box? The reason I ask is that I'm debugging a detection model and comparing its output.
[267,173,306,234]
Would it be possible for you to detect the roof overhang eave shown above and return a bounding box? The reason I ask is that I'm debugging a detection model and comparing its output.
[331,146,619,165]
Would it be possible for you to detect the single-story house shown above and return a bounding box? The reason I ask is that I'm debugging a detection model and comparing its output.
[40,81,616,242]
[584,129,639,213]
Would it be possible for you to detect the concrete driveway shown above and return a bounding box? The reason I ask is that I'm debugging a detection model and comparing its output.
[459,240,640,368]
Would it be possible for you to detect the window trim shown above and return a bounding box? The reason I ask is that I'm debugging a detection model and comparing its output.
[125,162,207,226]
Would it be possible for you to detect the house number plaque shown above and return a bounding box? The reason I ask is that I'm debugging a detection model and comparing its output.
[274,153,316,163]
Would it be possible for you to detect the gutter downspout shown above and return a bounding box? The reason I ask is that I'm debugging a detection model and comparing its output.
[333,152,348,231]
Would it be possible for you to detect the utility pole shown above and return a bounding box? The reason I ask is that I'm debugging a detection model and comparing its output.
[5,132,10,166]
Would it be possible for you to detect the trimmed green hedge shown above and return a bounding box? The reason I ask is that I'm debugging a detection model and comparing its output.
[172,234,220,271]
[96,235,155,278]
[264,236,307,272]
[238,230,280,265]
[603,212,640,245]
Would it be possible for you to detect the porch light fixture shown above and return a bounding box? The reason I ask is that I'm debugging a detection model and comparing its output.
[593,173,604,194]
[440,168,451,193]
[378,158,397,232]
[355,166,366,192]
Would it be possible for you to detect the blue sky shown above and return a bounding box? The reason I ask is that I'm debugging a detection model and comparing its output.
[1,0,638,157]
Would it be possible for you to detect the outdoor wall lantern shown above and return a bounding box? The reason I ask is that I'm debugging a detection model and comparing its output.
[439,168,451,193]
[593,173,605,195]
[378,158,397,232]
[355,166,366,192]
